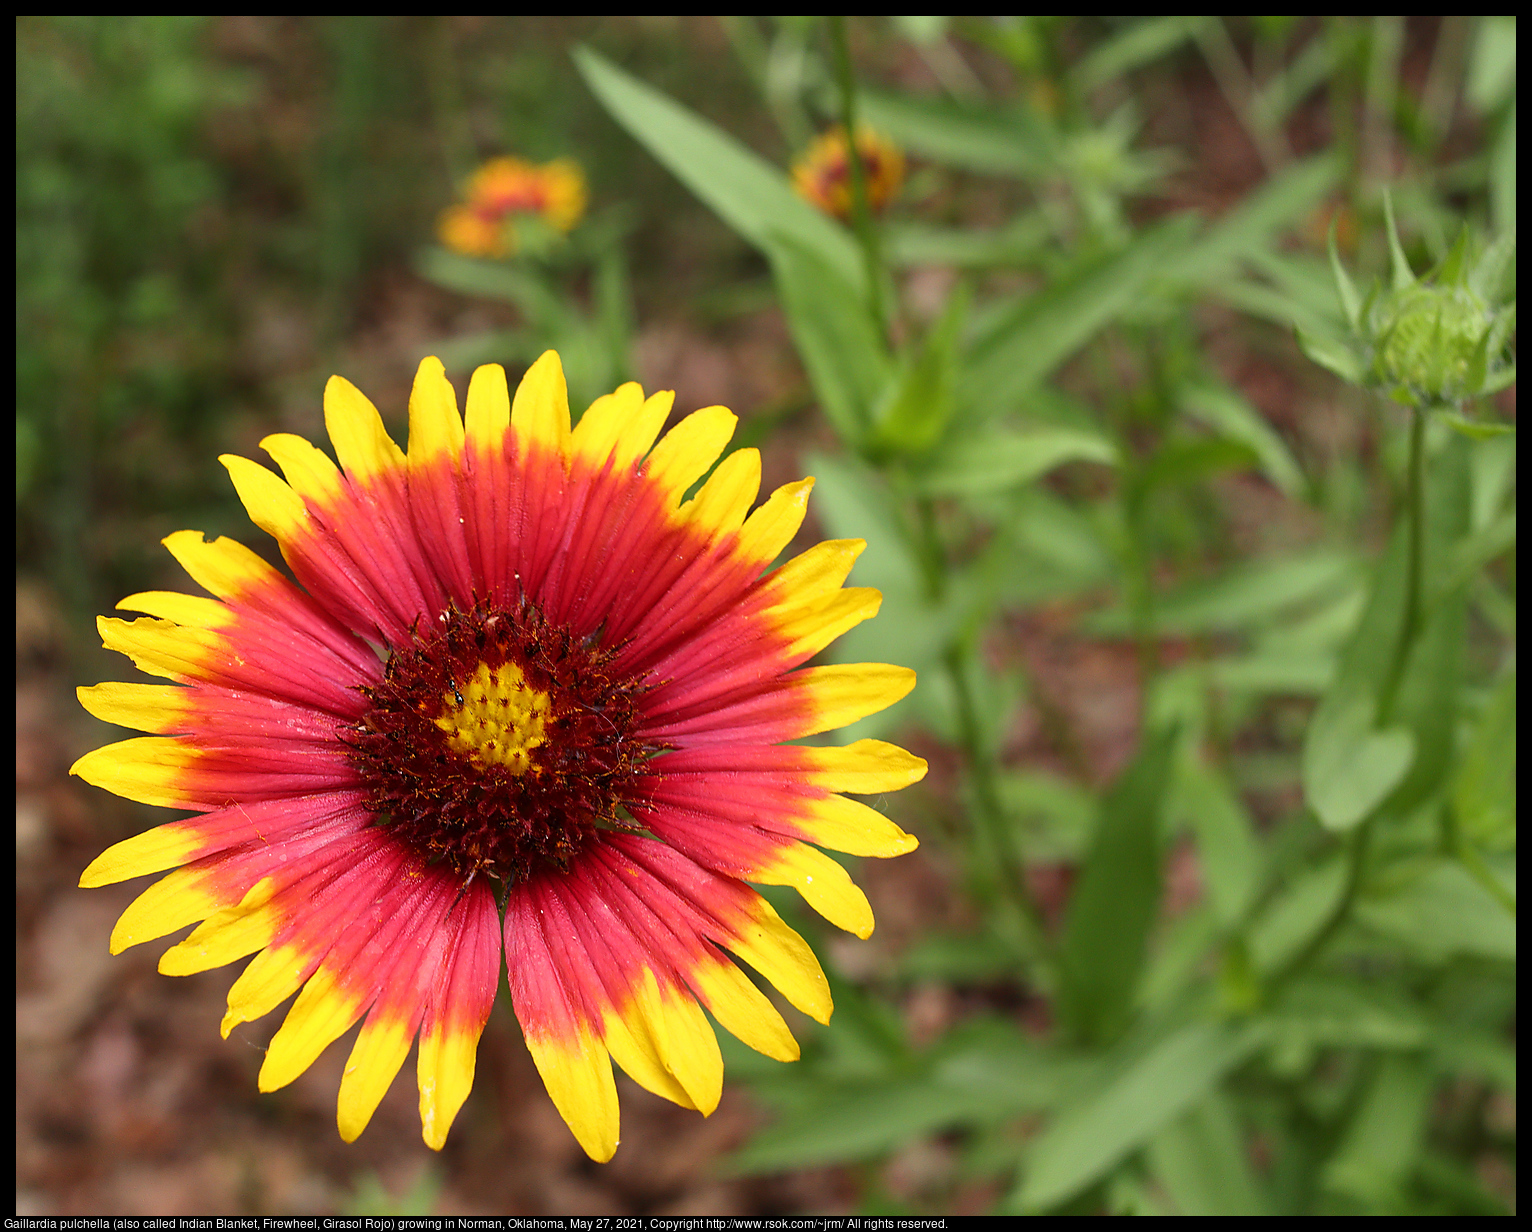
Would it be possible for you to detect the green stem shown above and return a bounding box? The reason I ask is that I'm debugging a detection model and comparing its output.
[1378,403,1427,726]
[1126,496,1161,700]
[826,15,889,343]
[911,493,945,603]
[899,478,1049,966]
[944,642,1051,963]
[1271,817,1373,991]
[1274,401,1431,990]
[1456,840,1517,917]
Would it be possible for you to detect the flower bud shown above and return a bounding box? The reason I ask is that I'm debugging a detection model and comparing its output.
[1302,193,1515,415]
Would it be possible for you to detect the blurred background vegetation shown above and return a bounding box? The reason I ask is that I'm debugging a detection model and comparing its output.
[17,16,779,634]
[16,15,1514,1217]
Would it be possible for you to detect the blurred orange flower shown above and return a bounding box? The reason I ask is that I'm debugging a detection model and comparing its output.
[438,157,588,258]
[792,126,905,222]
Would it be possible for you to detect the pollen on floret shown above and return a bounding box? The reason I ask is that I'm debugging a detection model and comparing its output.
[435,660,553,774]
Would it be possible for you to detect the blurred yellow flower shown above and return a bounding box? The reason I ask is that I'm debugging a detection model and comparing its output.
[792,126,905,222]
[437,157,588,258]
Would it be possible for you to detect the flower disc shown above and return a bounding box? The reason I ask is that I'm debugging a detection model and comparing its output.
[345,598,650,884]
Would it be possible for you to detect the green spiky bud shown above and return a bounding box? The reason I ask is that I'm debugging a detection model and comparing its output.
[1370,280,1494,407]
[1301,191,1515,423]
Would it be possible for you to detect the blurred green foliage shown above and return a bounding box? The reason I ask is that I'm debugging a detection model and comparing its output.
[581,15,1514,1215]
[18,16,248,618]
[16,16,768,635]
[21,15,1514,1216]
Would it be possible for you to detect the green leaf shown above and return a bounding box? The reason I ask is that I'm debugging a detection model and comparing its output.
[857,88,1054,178]
[1001,486,1118,595]
[730,1078,1006,1172]
[999,769,1098,862]
[1438,410,1516,439]
[1220,276,1340,343]
[1299,433,1471,830]
[960,216,1197,421]
[1452,670,1516,852]
[1329,215,1364,330]
[572,47,863,288]
[1267,977,1429,1055]
[916,425,1117,496]
[1147,1092,1270,1215]
[1180,379,1306,496]
[1489,104,1515,236]
[804,450,919,596]
[767,232,893,443]
[885,213,1051,268]
[1174,762,1261,927]
[1247,246,1354,331]
[869,282,967,454]
[1133,435,1263,499]
[804,451,952,739]
[1296,325,1368,384]
[1382,591,1466,818]
[1467,14,1519,114]
[1322,1054,1433,1207]
[1438,512,1515,602]
[1071,16,1208,93]
[1380,438,1472,814]
[1415,1155,1515,1216]
[416,247,566,322]
[902,929,1022,983]
[731,1022,1087,1172]
[1092,548,1357,637]
[1207,649,1340,697]
[1382,189,1419,291]
[1469,432,1517,530]
[1014,1019,1267,1212]
[1056,727,1179,1044]
[1163,152,1341,291]
[1427,1022,1518,1093]
[1354,857,1516,962]
[1249,856,1347,974]
[1302,693,1416,831]
[1136,903,1221,1012]
[426,328,535,374]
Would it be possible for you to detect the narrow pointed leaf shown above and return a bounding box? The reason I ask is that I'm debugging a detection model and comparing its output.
[960,216,1196,420]
[573,47,863,290]
[916,426,1116,496]
[1056,726,1178,1044]
[768,233,892,443]
[1014,1020,1266,1212]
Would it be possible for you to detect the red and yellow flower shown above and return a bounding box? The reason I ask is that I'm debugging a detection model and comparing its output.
[437,156,588,258]
[74,352,924,1159]
[792,125,905,222]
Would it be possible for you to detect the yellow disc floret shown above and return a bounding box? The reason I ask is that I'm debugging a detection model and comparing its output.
[435,661,553,774]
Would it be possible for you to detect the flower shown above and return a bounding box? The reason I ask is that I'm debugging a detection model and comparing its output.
[792,125,905,222]
[437,157,588,258]
[73,352,925,1160]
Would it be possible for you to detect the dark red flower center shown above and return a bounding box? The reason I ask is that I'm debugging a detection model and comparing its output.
[342,599,652,888]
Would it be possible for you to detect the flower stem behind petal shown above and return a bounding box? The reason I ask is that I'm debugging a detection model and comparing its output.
[828,15,891,345]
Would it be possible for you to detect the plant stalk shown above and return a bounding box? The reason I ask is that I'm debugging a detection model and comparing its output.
[1275,401,1431,989]
[827,15,890,343]
[945,643,1052,965]
[1378,403,1427,726]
